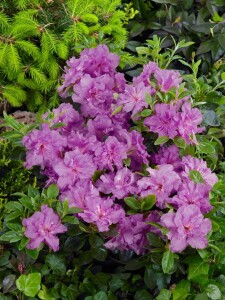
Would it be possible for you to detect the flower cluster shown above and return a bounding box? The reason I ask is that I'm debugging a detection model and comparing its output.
[22,45,217,254]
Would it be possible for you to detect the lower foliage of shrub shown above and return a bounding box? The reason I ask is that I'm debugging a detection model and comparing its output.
[0,139,35,229]
[1,45,225,300]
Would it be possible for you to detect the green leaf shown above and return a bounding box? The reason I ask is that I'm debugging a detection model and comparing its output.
[194,293,209,300]
[173,137,186,148]
[93,291,108,300]
[124,197,140,210]
[206,285,222,300]
[0,231,23,243]
[212,13,223,22]
[147,232,164,248]
[162,250,174,274]
[134,289,153,300]
[5,201,23,212]
[109,277,124,292]
[45,254,66,275]
[2,274,16,294]
[111,105,122,116]
[154,136,169,145]
[62,216,79,224]
[50,122,66,129]
[47,184,59,198]
[16,273,41,297]
[188,256,209,280]
[141,109,152,117]
[92,247,108,261]
[141,194,156,211]
[189,170,204,183]
[26,248,40,259]
[221,72,225,81]
[89,234,104,248]
[172,280,190,300]
[5,211,21,222]
[197,141,216,155]
[156,289,171,300]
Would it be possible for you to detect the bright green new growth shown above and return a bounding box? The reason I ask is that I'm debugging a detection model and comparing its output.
[0,0,132,111]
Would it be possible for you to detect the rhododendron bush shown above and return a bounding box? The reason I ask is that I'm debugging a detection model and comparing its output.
[19,44,217,255]
[1,45,225,299]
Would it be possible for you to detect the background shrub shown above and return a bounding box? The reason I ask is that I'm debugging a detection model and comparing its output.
[123,0,225,73]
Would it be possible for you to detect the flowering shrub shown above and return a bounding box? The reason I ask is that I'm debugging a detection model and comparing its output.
[1,45,225,299]
[21,45,217,255]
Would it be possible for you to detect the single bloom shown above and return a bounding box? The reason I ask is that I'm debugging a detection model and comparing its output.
[144,103,179,139]
[118,82,152,117]
[96,167,138,199]
[94,136,127,171]
[177,102,205,144]
[54,149,96,189]
[138,164,181,208]
[168,180,213,214]
[78,197,125,232]
[22,205,67,252]
[182,155,218,188]
[161,204,212,253]
[22,123,67,169]
[154,68,183,92]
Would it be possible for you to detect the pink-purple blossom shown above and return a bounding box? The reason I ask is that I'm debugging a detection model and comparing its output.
[22,123,67,169]
[96,168,138,199]
[161,204,212,252]
[78,197,125,232]
[144,103,179,139]
[168,180,213,214]
[182,156,218,187]
[22,205,67,252]
[138,164,181,208]
[54,149,96,189]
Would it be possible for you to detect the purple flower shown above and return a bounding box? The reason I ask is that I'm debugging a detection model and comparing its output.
[182,156,218,188]
[96,168,138,199]
[144,103,179,139]
[22,205,67,252]
[80,45,120,77]
[154,69,182,92]
[133,62,158,87]
[60,180,99,209]
[151,145,181,167]
[104,214,149,254]
[42,103,83,133]
[94,136,127,171]
[22,124,67,169]
[117,82,152,117]
[117,129,149,171]
[169,180,213,214]
[138,164,181,208]
[104,212,161,255]
[72,74,114,117]
[54,149,96,189]
[177,102,205,144]
[78,197,125,232]
[161,205,212,252]
[67,131,100,155]
[87,115,113,141]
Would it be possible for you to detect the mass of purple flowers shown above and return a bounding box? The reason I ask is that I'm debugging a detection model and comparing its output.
[22,45,217,254]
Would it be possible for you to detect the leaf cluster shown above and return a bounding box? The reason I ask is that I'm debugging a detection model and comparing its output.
[124,0,225,74]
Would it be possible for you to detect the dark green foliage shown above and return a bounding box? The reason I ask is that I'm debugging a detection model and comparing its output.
[124,0,225,73]
[0,139,35,228]
[0,0,133,111]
